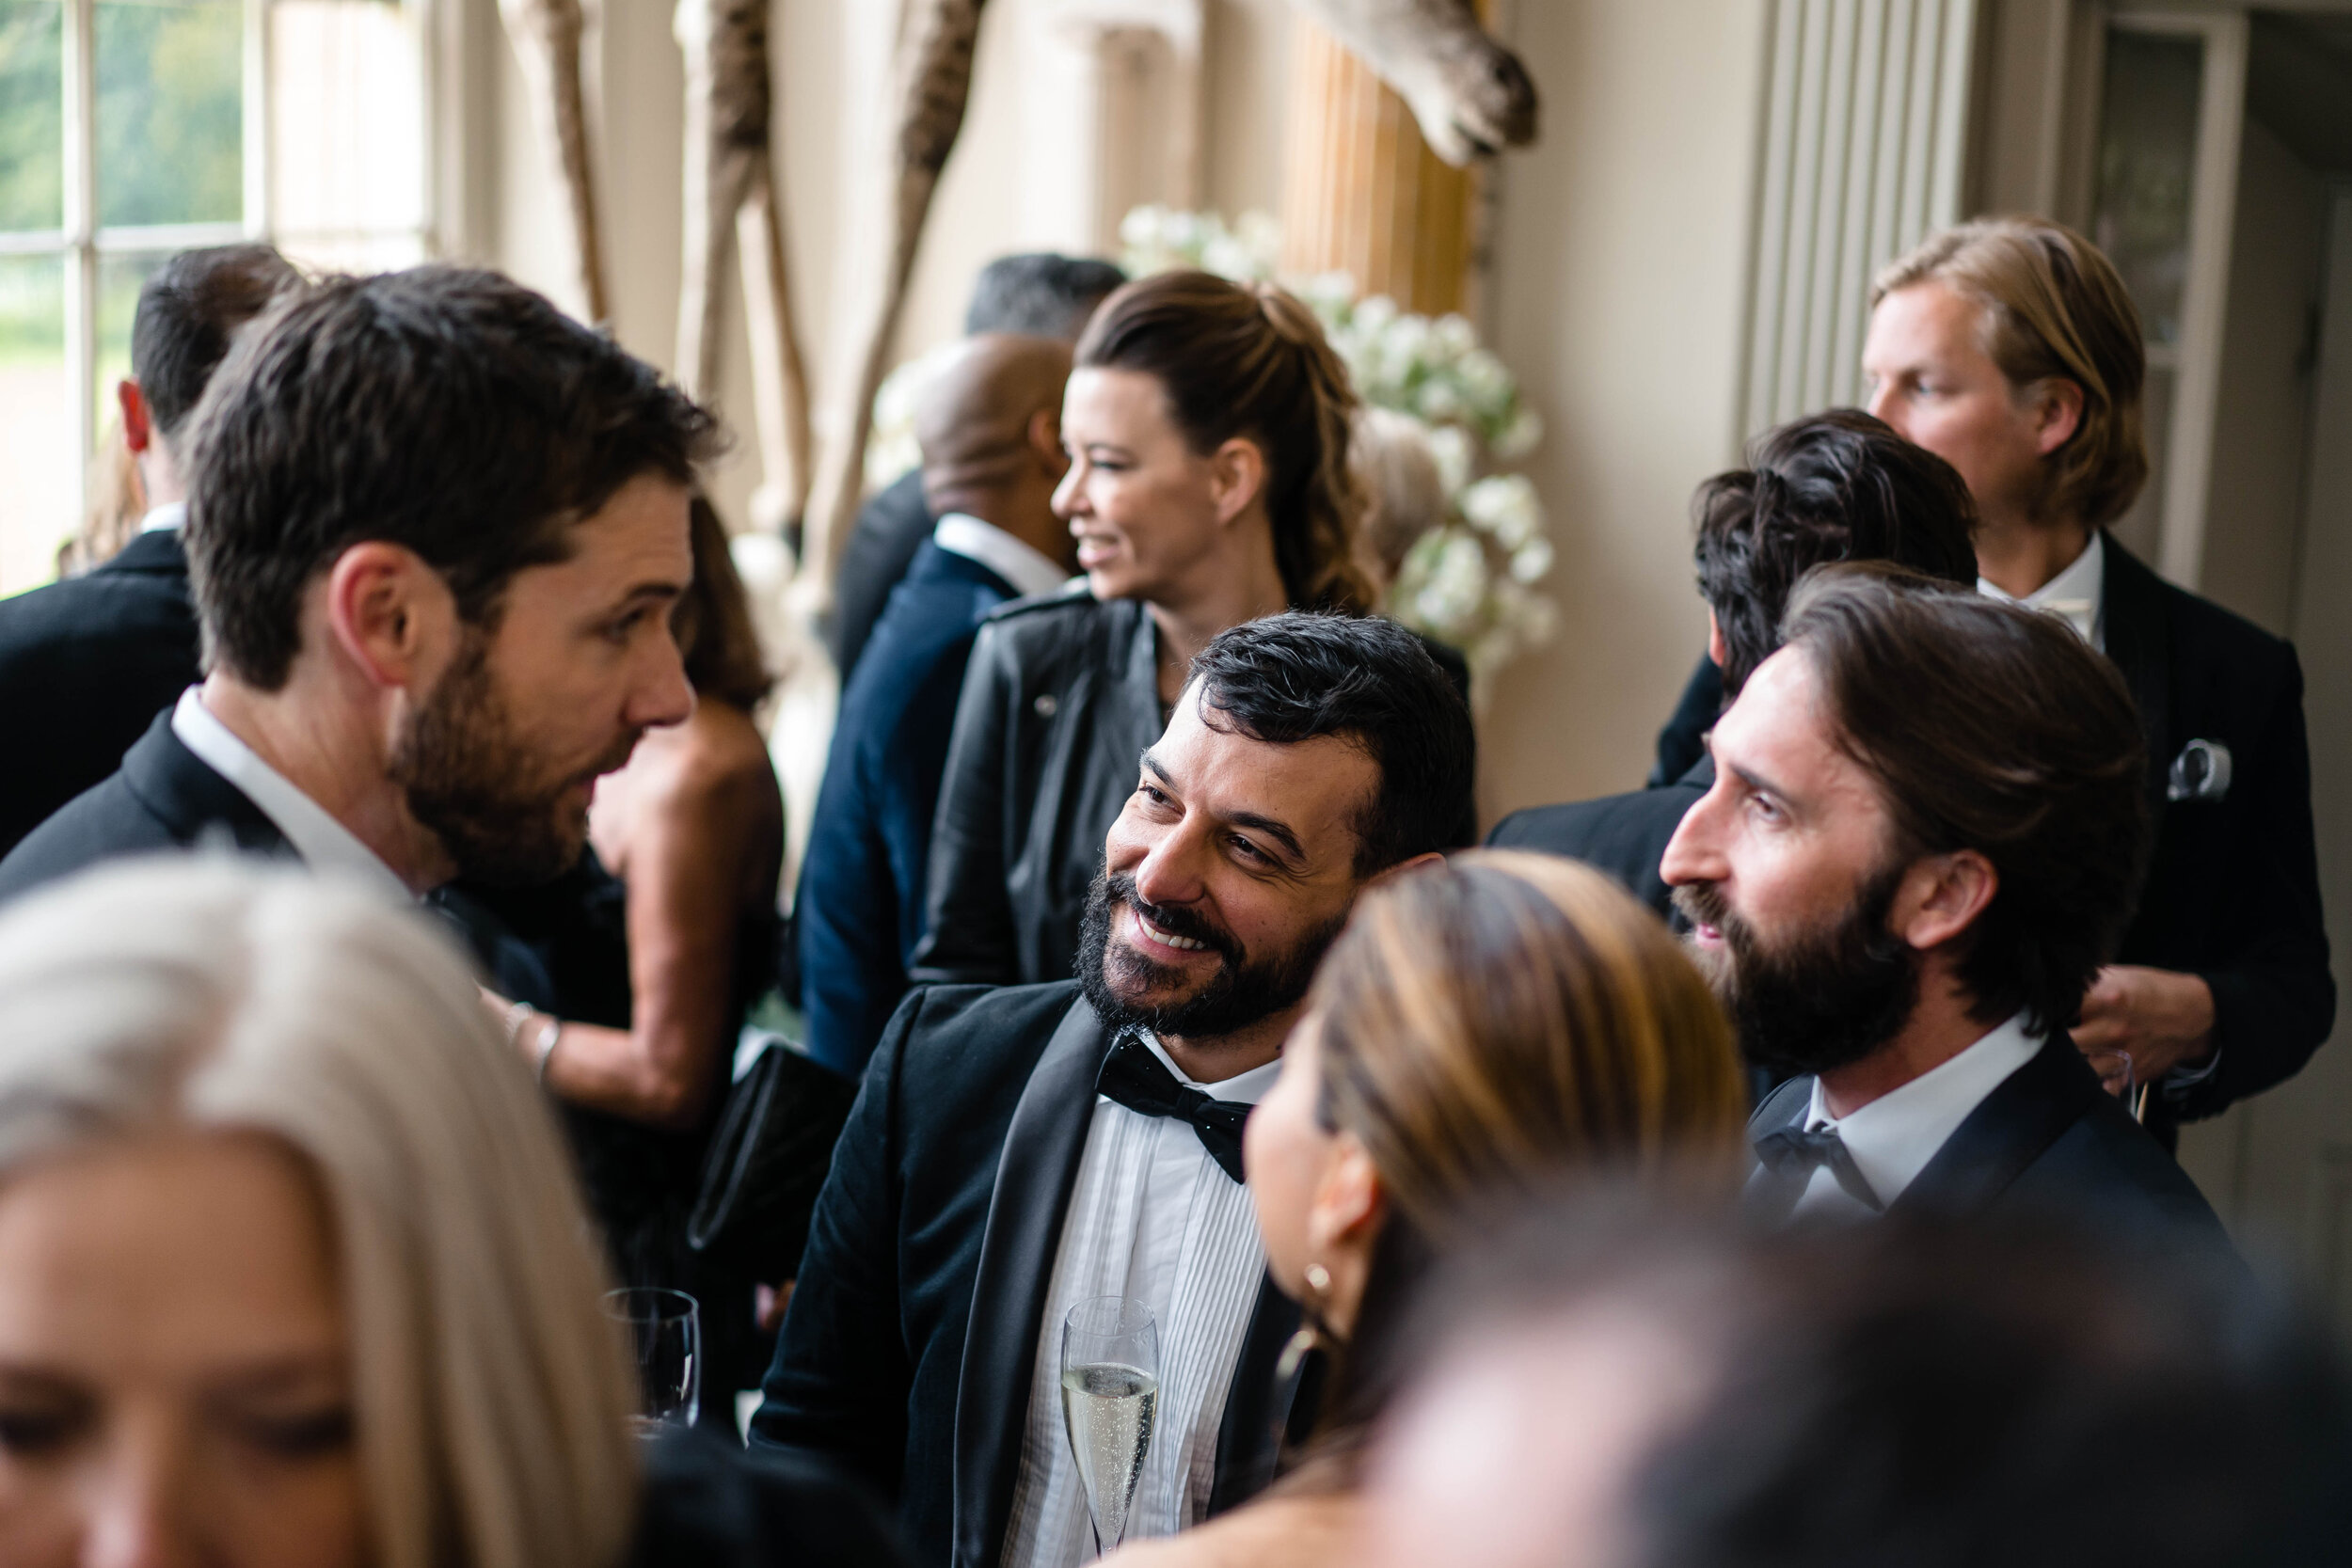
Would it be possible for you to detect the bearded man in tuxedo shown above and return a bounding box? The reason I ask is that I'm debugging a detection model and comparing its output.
[750,610,1475,1568]
[1661,564,2225,1243]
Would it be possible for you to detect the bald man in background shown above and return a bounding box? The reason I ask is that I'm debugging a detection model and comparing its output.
[794,335,1077,1077]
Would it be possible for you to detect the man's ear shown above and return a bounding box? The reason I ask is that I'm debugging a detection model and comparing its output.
[1028,406,1067,476]
[1305,1132,1386,1257]
[1207,436,1269,527]
[322,542,457,693]
[1364,849,1448,891]
[1707,609,1728,669]
[1894,847,1998,953]
[2031,378,2086,456]
[118,380,152,453]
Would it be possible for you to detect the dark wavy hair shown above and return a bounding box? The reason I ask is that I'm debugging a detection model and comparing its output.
[1187,611,1473,873]
[1780,563,2149,1034]
[1695,410,1978,695]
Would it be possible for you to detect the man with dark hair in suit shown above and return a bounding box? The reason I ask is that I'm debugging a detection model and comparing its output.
[0,244,301,858]
[795,333,1076,1078]
[752,611,1476,1568]
[825,253,1123,680]
[0,266,719,916]
[1662,564,2225,1239]
[1488,410,1978,914]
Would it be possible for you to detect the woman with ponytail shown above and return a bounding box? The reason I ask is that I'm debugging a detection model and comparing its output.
[909,270,1463,993]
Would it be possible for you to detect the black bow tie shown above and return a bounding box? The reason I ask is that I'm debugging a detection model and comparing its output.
[1751,1124,1883,1221]
[1096,1035,1251,1183]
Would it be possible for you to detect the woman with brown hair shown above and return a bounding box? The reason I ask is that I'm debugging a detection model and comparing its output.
[912,270,1462,990]
[1109,849,1748,1567]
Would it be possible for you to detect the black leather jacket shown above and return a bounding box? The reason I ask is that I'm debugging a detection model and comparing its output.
[908,592,1476,988]
[909,593,1159,988]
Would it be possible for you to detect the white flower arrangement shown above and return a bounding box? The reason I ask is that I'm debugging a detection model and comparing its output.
[864,207,1559,682]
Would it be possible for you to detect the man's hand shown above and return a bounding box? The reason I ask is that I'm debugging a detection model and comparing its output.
[755,1279,794,1335]
[2073,965,2217,1092]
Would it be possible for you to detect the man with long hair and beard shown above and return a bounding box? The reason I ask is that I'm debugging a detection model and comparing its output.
[753,611,1474,1568]
[1661,563,2229,1246]
[0,266,718,907]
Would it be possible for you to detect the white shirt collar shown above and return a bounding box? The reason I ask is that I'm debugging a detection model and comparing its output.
[1979,530,2104,648]
[1803,1011,2043,1210]
[930,512,1071,601]
[1131,1028,1282,1105]
[169,689,413,903]
[139,501,187,534]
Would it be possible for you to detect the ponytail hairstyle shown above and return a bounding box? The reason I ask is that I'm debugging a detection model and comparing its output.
[1074,270,1375,613]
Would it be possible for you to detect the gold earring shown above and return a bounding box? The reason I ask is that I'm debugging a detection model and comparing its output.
[1277,1261,1340,1383]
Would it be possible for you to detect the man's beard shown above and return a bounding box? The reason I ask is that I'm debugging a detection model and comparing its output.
[1076,870,1347,1042]
[389,634,639,887]
[1672,859,1919,1078]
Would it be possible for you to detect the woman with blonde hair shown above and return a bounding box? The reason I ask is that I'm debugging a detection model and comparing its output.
[912,269,1469,990]
[1110,849,1747,1568]
[0,858,900,1567]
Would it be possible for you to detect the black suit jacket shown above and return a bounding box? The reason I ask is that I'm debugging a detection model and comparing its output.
[0,708,291,904]
[632,1428,914,1568]
[824,469,937,682]
[1485,755,1710,918]
[748,982,1302,1568]
[1748,1034,2233,1247]
[0,529,202,859]
[2099,537,2333,1121]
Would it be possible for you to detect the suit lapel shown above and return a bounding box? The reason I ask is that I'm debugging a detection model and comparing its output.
[951,995,1115,1568]
[117,711,291,857]
[1892,1035,2100,1219]
[1206,1273,1305,1516]
[2099,534,2174,805]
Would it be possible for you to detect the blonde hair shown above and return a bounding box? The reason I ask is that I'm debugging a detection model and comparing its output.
[1872,216,2149,530]
[0,859,640,1568]
[1312,850,1748,1227]
[1075,270,1376,614]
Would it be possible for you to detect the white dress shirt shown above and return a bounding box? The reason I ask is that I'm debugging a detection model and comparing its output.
[932,512,1072,601]
[1979,529,2104,649]
[1792,1011,2042,1216]
[1000,1033,1280,1567]
[139,500,186,533]
[169,689,410,903]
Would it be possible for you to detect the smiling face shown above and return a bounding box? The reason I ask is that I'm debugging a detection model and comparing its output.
[391,472,697,885]
[1077,683,1380,1060]
[1862,281,2070,531]
[0,1133,362,1568]
[1053,366,1244,604]
[1658,648,1922,1073]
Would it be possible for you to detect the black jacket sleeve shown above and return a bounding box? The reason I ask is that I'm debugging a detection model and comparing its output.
[1648,653,1723,788]
[2170,643,2334,1117]
[907,622,1023,987]
[748,991,922,1496]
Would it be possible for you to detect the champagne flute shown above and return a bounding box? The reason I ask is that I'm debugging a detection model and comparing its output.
[1060,1296,1159,1556]
[602,1287,701,1436]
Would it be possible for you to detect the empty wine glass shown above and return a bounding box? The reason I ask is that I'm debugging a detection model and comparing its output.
[602,1287,700,1436]
[1060,1296,1159,1556]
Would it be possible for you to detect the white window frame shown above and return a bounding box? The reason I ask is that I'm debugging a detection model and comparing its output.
[3,0,446,531]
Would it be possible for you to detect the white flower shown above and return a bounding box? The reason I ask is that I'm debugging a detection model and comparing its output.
[1510,537,1555,584]
[1494,404,1543,461]
[1460,474,1542,549]
[1424,426,1474,497]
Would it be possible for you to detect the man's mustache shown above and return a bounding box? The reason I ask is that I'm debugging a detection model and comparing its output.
[1673,879,1732,932]
[1107,873,1242,962]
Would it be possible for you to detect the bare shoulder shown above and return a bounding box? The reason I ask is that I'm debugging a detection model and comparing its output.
[1104,1496,1359,1568]
[633,701,780,813]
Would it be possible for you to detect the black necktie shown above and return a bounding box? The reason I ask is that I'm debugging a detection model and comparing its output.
[1751,1124,1883,1221]
[1095,1035,1251,1183]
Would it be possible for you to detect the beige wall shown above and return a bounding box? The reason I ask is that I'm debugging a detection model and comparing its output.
[467,0,1770,826]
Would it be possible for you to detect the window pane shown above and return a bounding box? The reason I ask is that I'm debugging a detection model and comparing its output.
[97,0,242,228]
[2092,30,2205,348]
[271,0,424,240]
[95,247,167,435]
[0,0,63,231]
[0,252,70,594]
